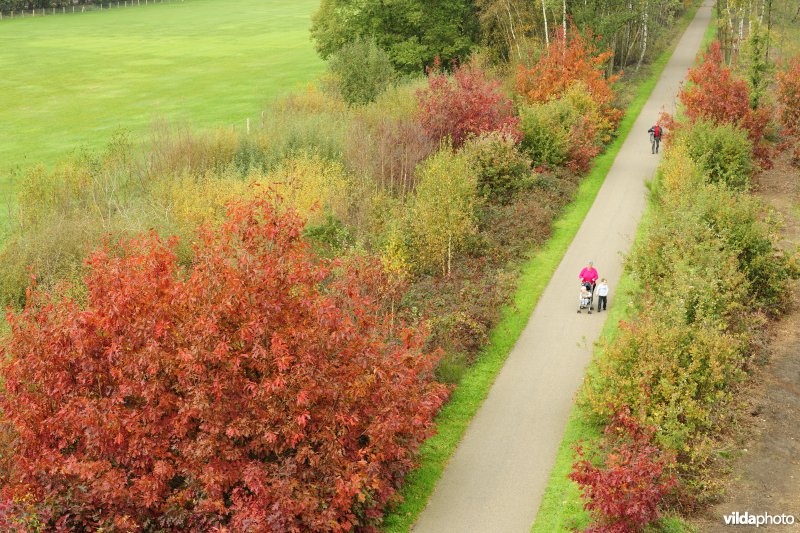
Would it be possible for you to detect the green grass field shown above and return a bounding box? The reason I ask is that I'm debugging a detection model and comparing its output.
[0,0,324,220]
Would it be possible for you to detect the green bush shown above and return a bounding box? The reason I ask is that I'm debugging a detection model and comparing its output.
[634,147,786,311]
[327,39,397,106]
[461,131,532,201]
[680,120,754,190]
[518,98,577,168]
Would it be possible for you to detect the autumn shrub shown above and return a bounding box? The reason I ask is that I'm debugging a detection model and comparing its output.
[343,111,435,197]
[777,56,800,164]
[636,158,788,312]
[518,90,600,173]
[516,27,622,133]
[0,216,102,309]
[417,59,519,148]
[570,408,677,533]
[679,120,754,190]
[326,39,397,106]
[259,152,354,227]
[15,133,140,230]
[407,146,479,275]
[461,130,532,201]
[0,494,51,533]
[518,99,576,168]
[477,187,562,263]
[0,197,449,531]
[674,41,773,167]
[146,168,256,246]
[0,137,148,308]
[147,123,240,178]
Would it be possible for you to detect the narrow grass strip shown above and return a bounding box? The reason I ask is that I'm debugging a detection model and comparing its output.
[381,7,701,531]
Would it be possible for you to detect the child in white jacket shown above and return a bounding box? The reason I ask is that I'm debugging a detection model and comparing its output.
[596,278,609,312]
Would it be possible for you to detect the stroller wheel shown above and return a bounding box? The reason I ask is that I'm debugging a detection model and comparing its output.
[577,309,581,313]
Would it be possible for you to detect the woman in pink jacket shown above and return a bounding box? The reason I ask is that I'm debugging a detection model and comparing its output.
[579,260,599,290]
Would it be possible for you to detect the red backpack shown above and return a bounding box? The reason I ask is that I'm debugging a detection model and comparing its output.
[653,125,661,137]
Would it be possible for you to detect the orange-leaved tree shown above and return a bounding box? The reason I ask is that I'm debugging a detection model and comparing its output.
[675,41,773,167]
[515,26,622,134]
[0,196,448,531]
[777,56,800,164]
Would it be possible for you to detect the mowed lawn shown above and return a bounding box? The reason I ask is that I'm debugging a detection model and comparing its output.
[0,0,324,220]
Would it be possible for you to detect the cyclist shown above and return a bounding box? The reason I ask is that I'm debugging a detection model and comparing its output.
[647,123,663,154]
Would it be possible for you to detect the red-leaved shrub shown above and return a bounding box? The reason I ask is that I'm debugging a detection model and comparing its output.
[675,41,772,166]
[516,27,622,134]
[417,59,520,148]
[569,407,677,533]
[0,196,448,531]
[777,56,800,165]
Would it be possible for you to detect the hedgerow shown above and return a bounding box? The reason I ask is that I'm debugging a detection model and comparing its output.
[582,111,792,508]
[678,120,754,190]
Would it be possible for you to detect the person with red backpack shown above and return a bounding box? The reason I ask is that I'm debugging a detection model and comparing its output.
[648,123,663,154]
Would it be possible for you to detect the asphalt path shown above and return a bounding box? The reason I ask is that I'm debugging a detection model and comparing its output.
[412,4,714,531]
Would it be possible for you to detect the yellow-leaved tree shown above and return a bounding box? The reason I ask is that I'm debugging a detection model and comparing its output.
[407,146,479,276]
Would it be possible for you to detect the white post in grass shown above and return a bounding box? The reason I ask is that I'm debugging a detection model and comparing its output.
[247,118,251,135]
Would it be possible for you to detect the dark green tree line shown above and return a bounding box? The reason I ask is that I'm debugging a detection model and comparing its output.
[311,0,480,74]
[312,0,692,74]
[2,0,94,11]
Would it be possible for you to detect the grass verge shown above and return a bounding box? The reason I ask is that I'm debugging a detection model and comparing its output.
[381,4,703,531]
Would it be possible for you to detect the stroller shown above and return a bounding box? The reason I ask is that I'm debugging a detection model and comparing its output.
[577,282,594,314]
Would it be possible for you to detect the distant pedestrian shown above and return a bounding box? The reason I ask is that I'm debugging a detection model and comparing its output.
[648,123,664,154]
[596,278,609,312]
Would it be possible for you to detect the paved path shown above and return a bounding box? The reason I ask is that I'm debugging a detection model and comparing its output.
[412,4,714,532]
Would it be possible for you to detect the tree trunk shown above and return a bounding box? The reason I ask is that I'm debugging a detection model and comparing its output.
[765,0,772,61]
[562,0,567,38]
[637,0,648,71]
[446,234,452,277]
[504,0,523,62]
[542,0,549,49]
